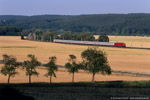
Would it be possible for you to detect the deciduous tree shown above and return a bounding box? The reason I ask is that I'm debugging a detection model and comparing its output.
[1,54,19,84]
[98,35,109,42]
[23,54,41,84]
[81,48,111,82]
[65,55,80,82]
[44,56,58,83]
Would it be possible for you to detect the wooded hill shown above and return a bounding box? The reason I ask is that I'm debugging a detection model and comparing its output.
[0,13,150,36]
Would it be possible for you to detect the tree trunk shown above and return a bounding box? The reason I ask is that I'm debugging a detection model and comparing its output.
[50,76,52,83]
[8,74,10,84]
[72,73,74,82]
[92,73,95,82]
[29,75,31,84]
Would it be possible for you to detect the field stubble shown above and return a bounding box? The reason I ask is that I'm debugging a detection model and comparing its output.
[0,36,150,83]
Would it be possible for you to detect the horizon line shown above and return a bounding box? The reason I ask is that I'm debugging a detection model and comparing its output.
[0,13,149,16]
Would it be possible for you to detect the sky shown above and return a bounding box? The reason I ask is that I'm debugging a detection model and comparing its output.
[0,0,150,16]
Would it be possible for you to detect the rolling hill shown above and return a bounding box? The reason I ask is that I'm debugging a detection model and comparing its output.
[1,13,150,35]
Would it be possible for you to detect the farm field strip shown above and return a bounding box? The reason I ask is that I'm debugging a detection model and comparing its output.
[95,35,150,48]
[0,67,150,83]
[0,36,150,83]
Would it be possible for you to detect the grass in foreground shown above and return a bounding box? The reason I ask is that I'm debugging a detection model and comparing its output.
[0,80,150,88]
[0,81,150,100]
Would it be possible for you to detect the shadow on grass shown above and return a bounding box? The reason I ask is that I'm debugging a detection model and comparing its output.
[0,86,34,100]
[0,80,149,88]
[0,81,149,100]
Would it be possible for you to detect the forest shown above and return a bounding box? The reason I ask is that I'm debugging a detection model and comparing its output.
[0,13,150,36]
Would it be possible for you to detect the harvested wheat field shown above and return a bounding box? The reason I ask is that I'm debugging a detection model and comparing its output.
[0,36,150,83]
[95,35,150,48]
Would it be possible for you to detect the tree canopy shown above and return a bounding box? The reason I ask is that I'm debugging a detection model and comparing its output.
[44,56,58,83]
[65,55,80,82]
[98,35,109,42]
[81,47,111,82]
[1,14,150,36]
[0,26,23,36]
[1,54,19,84]
[59,32,95,41]
[23,54,41,84]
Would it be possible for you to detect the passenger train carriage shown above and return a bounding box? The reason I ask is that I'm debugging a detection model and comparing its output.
[53,39,126,47]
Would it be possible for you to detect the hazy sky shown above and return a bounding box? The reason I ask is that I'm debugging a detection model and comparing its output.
[0,0,150,16]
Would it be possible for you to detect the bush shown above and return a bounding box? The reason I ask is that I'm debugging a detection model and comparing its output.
[98,35,109,42]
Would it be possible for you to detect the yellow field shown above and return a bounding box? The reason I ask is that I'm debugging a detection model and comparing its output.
[95,35,150,48]
[0,36,150,83]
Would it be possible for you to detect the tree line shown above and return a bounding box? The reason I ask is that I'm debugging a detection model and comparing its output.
[0,26,23,36]
[1,14,150,36]
[1,48,111,84]
[23,29,109,42]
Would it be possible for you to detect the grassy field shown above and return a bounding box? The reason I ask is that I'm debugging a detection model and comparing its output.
[0,36,150,83]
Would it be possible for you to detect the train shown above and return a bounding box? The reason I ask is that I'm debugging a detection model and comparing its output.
[53,39,126,47]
